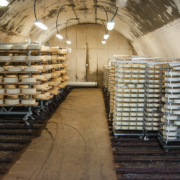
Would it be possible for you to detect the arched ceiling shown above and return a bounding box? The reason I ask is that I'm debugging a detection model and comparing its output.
[0,0,180,55]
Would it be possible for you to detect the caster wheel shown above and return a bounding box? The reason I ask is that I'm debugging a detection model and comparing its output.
[165,149,169,153]
[114,136,118,140]
[30,115,38,122]
[25,120,33,128]
[144,136,149,141]
[139,136,143,140]
[38,112,45,120]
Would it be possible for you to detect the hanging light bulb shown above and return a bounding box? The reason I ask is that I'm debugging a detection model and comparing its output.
[104,33,109,40]
[0,0,9,6]
[34,20,48,30]
[66,40,71,44]
[102,40,106,44]
[107,20,115,30]
[56,33,63,39]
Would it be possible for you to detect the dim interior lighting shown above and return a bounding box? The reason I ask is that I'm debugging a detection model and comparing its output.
[116,0,128,8]
[34,20,48,30]
[56,34,63,39]
[66,40,71,44]
[0,0,9,6]
[104,33,109,40]
[102,40,106,44]
[107,20,115,30]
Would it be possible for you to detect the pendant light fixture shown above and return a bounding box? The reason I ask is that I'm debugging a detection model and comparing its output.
[102,40,106,44]
[0,0,9,6]
[65,18,79,45]
[107,7,118,31]
[34,0,48,30]
[56,4,75,40]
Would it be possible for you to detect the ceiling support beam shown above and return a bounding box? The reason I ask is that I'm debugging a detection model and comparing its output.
[69,0,80,24]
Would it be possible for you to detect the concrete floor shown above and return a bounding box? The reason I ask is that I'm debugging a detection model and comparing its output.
[3,88,117,180]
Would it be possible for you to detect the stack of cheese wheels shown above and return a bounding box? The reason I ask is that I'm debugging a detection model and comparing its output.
[113,62,146,132]
[5,98,20,105]
[21,99,36,105]
[21,77,36,83]
[22,88,36,94]
[27,56,42,61]
[24,67,39,71]
[12,56,26,61]
[8,67,22,72]
[160,64,180,140]
[145,64,160,132]
[4,77,18,83]
[6,88,20,94]
[0,56,11,61]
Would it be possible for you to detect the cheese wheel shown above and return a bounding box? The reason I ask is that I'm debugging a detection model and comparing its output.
[5,75,18,78]
[16,66,27,70]
[5,98,19,105]
[42,83,48,88]
[0,89,5,94]
[57,64,62,68]
[44,65,53,70]
[21,78,36,83]
[4,77,18,83]
[43,73,51,79]
[18,85,28,89]
[13,45,27,49]
[6,88,20,94]
[8,67,22,72]
[0,99,3,104]
[51,72,57,78]
[28,44,42,50]
[34,84,46,89]
[32,75,45,80]
[0,56,11,61]
[19,75,28,79]
[47,81,55,86]
[0,45,12,49]
[34,94,47,99]
[56,71,61,76]
[0,78,2,83]
[22,88,36,94]
[21,99,36,105]
[7,95,19,99]
[45,92,50,96]
[31,65,44,70]
[4,85,16,88]
[12,56,26,61]
[4,66,13,71]
[0,67,4,72]
[24,67,39,71]
[27,56,42,61]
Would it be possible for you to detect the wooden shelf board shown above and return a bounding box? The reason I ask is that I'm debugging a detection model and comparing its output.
[0,81,41,85]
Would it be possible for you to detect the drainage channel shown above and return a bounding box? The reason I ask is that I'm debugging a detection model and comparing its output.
[103,89,180,180]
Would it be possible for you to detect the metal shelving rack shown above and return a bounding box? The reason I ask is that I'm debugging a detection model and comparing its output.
[158,62,180,152]
[113,60,148,139]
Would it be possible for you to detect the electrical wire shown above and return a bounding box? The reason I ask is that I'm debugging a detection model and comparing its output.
[34,0,37,20]
[111,6,119,21]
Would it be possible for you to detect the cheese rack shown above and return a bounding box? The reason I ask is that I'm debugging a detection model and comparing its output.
[0,42,69,127]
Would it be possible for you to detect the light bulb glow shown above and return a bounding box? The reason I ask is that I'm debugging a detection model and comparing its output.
[56,34,63,39]
[34,20,48,30]
[104,34,109,40]
[0,0,9,6]
[107,21,115,30]
[102,40,106,44]
[66,40,71,44]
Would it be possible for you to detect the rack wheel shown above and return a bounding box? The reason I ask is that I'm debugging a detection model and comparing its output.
[30,115,38,122]
[139,136,143,140]
[25,120,33,128]
[38,112,45,120]
[144,136,149,141]
[114,136,118,140]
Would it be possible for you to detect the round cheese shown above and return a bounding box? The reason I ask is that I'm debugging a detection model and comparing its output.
[28,44,42,50]
[21,78,36,83]
[0,67,4,72]
[32,75,45,80]
[18,85,28,89]
[0,89,5,94]
[44,65,53,70]
[19,75,28,79]
[4,66,14,71]
[4,85,17,89]
[16,66,27,70]
[13,45,27,49]
[43,73,51,79]
[8,67,22,72]
[12,56,26,61]
[45,92,50,96]
[0,99,3,104]
[0,56,11,61]
[21,99,36,105]
[22,88,36,94]
[31,65,44,70]
[6,88,20,94]
[5,98,20,105]
[4,77,18,83]
[34,94,47,99]
[34,84,46,89]
[7,95,19,99]
[24,67,39,71]
[27,56,42,61]
[6,75,18,78]
[0,45,12,49]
